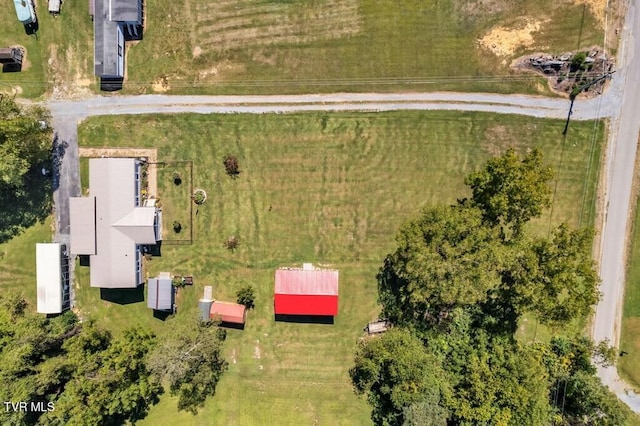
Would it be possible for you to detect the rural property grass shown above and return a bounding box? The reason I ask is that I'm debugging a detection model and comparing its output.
[74,111,604,424]
[0,0,94,99]
[125,0,606,95]
[619,196,640,391]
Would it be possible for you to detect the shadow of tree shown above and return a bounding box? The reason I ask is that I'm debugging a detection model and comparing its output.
[0,163,52,243]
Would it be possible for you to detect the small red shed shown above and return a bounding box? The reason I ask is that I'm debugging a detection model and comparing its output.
[210,301,247,325]
[274,264,339,316]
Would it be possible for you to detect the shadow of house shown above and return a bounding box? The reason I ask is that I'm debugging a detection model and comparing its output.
[94,0,143,90]
[100,287,144,304]
[274,314,334,325]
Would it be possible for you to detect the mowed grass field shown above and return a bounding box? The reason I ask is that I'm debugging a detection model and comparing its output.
[73,111,604,424]
[126,0,606,95]
[619,195,640,391]
[0,0,94,98]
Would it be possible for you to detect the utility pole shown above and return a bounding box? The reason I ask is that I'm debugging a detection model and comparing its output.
[563,71,614,135]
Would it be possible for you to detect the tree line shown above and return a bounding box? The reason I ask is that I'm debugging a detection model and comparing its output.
[350,148,632,425]
[0,293,228,425]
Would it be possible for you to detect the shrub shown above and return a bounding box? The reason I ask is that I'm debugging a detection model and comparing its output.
[193,189,206,205]
[236,285,255,309]
[173,172,182,186]
[173,221,182,233]
[223,155,240,178]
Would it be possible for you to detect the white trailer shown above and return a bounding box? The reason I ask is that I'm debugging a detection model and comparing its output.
[36,243,70,314]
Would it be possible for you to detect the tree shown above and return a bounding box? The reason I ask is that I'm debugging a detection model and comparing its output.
[464,148,553,235]
[0,95,52,188]
[424,309,553,425]
[0,96,53,242]
[44,326,162,426]
[538,336,631,424]
[223,155,240,178]
[236,285,255,310]
[147,319,228,414]
[349,329,451,426]
[377,204,503,333]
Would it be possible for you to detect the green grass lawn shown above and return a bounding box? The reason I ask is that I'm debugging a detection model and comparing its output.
[0,216,53,305]
[0,0,95,98]
[126,0,605,95]
[619,196,640,391]
[75,110,604,424]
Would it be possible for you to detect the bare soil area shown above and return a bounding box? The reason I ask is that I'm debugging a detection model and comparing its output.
[78,148,158,197]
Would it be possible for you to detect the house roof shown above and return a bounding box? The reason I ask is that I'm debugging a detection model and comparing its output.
[110,0,140,22]
[70,158,156,288]
[147,277,173,311]
[113,207,157,243]
[210,302,246,324]
[94,0,122,77]
[36,243,64,314]
[70,197,96,255]
[274,268,339,296]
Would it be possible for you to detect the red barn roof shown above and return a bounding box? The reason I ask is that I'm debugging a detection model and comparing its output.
[274,267,339,316]
[274,268,339,295]
[210,301,246,324]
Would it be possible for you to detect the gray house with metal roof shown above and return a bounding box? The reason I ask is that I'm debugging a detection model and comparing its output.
[70,158,161,288]
[94,0,142,79]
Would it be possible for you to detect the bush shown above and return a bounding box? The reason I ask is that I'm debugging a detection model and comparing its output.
[173,172,182,186]
[193,189,207,205]
[224,235,239,252]
[236,285,255,309]
[223,155,240,178]
[173,221,182,233]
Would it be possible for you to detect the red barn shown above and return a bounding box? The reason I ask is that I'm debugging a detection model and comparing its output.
[274,264,339,316]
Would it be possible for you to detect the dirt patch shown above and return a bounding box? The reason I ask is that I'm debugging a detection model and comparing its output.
[456,0,513,24]
[192,46,202,58]
[253,339,261,359]
[572,0,606,27]
[482,125,536,156]
[48,45,93,100]
[197,61,247,80]
[78,148,158,197]
[152,75,170,93]
[478,20,545,59]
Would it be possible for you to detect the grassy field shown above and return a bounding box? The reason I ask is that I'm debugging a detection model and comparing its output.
[125,0,607,95]
[0,0,94,99]
[73,110,604,424]
[0,217,53,304]
[0,0,612,97]
[619,195,640,391]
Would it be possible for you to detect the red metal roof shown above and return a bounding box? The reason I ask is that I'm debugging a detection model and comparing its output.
[210,302,246,324]
[274,294,338,316]
[274,269,339,295]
